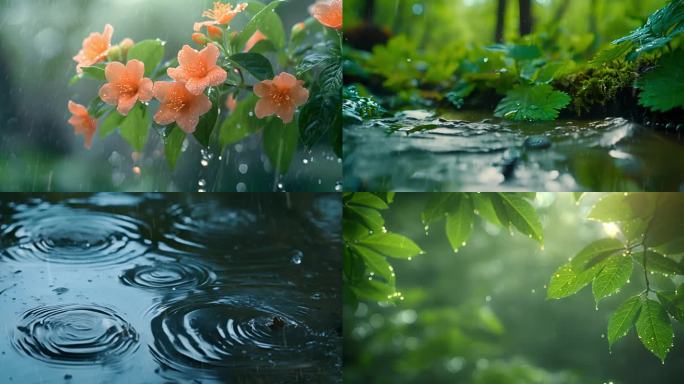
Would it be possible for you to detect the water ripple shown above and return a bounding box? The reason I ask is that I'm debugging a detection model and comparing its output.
[0,203,149,266]
[12,304,139,366]
[120,259,216,291]
[149,290,325,378]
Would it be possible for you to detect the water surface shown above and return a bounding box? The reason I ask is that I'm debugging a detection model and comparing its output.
[344,110,684,191]
[0,193,341,383]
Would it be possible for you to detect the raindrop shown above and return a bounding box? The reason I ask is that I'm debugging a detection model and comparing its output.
[291,250,303,265]
[238,164,249,174]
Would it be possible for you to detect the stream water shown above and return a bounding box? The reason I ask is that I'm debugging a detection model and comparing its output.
[0,193,341,383]
[344,110,684,191]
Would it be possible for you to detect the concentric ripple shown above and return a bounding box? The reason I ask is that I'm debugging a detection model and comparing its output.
[12,304,139,366]
[120,260,216,291]
[150,291,323,377]
[0,203,149,266]
[162,202,259,252]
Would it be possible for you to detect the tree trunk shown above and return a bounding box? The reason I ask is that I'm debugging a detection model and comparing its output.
[495,0,507,43]
[589,0,600,52]
[364,0,375,23]
[553,0,571,23]
[518,0,533,36]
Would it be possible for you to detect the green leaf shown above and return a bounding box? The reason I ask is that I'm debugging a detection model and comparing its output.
[230,52,274,81]
[613,0,684,56]
[82,65,106,81]
[193,101,219,148]
[642,250,684,275]
[119,104,149,151]
[636,298,673,363]
[590,42,634,65]
[351,279,396,302]
[299,60,342,148]
[637,49,684,113]
[487,44,542,61]
[346,205,384,231]
[473,194,502,226]
[421,194,452,225]
[587,193,633,222]
[348,193,389,210]
[164,125,186,170]
[446,196,474,253]
[237,0,286,51]
[351,245,395,285]
[547,261,602,299]
[343,218,372,242]
[570,238,625,270]
[263,118,299,174]
[573,192,585,202]
[494,84,570,121]
[220,94,263,146]
[497,193,543,243]
[607,295,641,347]
[657,287,684,323]
[127,39,165,76]
[592,254,633,303]
[357,233,423,259]
[99,110,125,138]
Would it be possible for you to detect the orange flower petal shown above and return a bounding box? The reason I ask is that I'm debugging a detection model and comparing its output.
[138,78,154,102]
[98,83,120,105]
[126,59,146,79]
[104,61,127,83]
[117,94,139,116]
[154,106,177,126]
[175,115,201,134]
[255,98,276,119]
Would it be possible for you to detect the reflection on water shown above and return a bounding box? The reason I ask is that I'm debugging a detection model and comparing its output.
[0,193,341,383]
[344,110,684,191]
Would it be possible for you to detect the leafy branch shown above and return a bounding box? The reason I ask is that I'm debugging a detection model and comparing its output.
[548,193,684,362]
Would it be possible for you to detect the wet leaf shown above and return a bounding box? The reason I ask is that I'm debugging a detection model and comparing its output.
[347,193,389,210]
[496,193,543,243]
[119,104,149,151]
[263,119,299,174]
[99,110,125,138]
[358,233,423,260]
[238,0,286,51]
[164,125,186,170]
[637,49,684,112]
[607,295,641,347]
[569,238,625,270]
[636,298,673,363]
[494,84,570,121]
[592,254,632,303]
[446,196,474,252]
[193,102,219,148]
[127,39,165,76]
[220,94,262,146]
[230,52,274,81]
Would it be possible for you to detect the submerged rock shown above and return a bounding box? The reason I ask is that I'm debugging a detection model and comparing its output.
[523,136,552,150]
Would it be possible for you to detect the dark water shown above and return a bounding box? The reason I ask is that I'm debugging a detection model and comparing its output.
[0,193,341,383]
[344,110,684,191]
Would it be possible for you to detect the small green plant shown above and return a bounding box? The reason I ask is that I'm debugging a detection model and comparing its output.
[636,49,684,112]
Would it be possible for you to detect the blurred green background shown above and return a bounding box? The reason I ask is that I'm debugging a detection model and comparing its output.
[0,0,342,191]
[344,193,684,383]
[344,0,665,50]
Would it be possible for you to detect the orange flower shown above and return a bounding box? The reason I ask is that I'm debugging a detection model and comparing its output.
[167,44,227,95]
[98,60,154,116]
[244,30,268,52]
[153,81,212,133]
[192,33,209,46]
[194,2,248,31]
[73,24,114,74]
[254,73,309,124]
[309,0,342,30]
[67,101,97,149]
